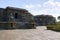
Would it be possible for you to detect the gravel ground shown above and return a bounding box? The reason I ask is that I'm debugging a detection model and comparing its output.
[0,26,60,40]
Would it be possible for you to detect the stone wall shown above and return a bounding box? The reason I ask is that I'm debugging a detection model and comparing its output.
[34,15,56,26]
[0,7,35,29]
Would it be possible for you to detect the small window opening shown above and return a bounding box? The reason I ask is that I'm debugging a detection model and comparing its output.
[15,13,18,19]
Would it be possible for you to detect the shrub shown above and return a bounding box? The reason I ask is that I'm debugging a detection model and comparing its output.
[47,24,54,30]
[46,21,60,31]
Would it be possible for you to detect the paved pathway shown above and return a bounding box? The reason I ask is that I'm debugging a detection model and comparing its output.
[0,26,60,40]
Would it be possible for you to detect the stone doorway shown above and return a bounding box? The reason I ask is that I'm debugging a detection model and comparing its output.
[10,23,16,29]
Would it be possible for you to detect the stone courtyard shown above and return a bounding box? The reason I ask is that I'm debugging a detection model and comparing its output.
[0,26,60,40]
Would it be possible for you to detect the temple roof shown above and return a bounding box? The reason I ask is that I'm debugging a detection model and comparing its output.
[6,6,28,11]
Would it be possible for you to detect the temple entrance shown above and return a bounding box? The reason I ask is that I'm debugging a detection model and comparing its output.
[15,13,18,19]
[10,23,16,29]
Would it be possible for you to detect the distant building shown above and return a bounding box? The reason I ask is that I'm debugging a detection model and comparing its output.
[34,15,56,26]
[0,7,35,29]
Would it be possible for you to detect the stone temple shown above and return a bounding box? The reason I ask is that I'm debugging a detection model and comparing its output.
[0,7,35,29]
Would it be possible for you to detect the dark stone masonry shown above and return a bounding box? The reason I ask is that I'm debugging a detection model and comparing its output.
[0,7,56,29]
[0,7,35,29]
[34,15,56,26]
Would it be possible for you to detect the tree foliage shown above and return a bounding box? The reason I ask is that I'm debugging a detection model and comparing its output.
[58,16,60,20]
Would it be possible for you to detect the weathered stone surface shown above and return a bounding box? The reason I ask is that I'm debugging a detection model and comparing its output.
[0,7,35,29]
[34,15,56,26]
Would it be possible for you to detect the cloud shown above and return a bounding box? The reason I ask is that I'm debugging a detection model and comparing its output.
[24,4,41,9]
[30,9,59,16]
[43,0,60,8]
[37,4,41,7]
[25,5,35,8]
[43,0,55,8]
[42,0,60,16]
[28,0,60,16]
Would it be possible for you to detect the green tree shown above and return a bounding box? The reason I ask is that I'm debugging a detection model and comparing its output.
[58,16,60,20]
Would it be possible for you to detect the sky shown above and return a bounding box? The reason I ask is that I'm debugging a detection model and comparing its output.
[0,0,60,21]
